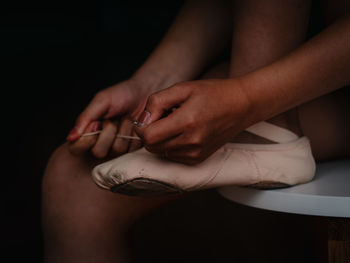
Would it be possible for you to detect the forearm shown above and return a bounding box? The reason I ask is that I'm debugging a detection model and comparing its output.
[132,0,232,93]
[240,15,350,123]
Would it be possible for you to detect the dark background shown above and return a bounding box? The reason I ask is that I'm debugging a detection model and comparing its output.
[2,1,328,262]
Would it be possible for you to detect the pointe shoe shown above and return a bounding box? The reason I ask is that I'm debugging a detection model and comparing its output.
[92,121,316,196]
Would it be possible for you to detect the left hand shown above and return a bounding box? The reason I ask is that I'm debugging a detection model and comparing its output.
[134,79,253,164]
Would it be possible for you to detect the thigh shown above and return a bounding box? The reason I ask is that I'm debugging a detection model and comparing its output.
[42,61,231,230]
[42,143,184,230]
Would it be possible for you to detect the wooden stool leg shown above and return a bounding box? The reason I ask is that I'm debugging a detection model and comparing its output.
[327,218,350,263]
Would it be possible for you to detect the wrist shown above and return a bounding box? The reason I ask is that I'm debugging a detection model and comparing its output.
[128,73,158,96]
[227,77,265,128]
[130,72,163,95]
[131,64,182,95]
[237,67,297,124]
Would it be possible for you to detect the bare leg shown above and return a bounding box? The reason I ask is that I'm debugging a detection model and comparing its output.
[42,143,183,263]
[228,0,311,144]
[42,1,349,262]
[221,0,350,161]
[42,61,230,263]
[204,61,350,162]
[299,0,350,161]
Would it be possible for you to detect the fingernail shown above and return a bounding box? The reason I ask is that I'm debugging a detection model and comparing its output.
[135,111,151,127]
[66,127,79,141]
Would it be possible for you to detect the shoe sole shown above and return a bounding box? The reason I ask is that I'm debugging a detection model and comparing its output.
[110,177,184,196]
[110,177,291,196]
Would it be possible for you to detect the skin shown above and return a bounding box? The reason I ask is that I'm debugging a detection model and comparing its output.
[44,1,234,262]
[66,0,232,158]
[43,0,350,262]
[135,13,350,164]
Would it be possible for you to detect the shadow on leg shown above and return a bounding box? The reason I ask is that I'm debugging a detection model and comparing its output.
[298,89,350,161]
[41,61,234,263]
[41,143,183,263]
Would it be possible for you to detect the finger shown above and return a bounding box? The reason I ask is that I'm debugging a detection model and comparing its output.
[67,94,110,141]
[128,129,143,152]
[135,84,191,127]
[144,133,184,154]
[91,120,117,159]
[68,121,101,155]
[165,148,204,165]
[135,106,187,145]
[111,118,133,156]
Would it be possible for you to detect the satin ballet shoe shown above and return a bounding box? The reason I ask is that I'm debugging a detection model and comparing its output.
[91,121,316,196]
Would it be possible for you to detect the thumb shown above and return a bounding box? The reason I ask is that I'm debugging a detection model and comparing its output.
[134,84,191,128]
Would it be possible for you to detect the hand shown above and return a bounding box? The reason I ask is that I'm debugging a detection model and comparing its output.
[134,79,253,164]
[67,79,149,158]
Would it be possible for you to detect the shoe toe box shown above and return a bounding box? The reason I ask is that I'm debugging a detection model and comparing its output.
[91,161,122,190]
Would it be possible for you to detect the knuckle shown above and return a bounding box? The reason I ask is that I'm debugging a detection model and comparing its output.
[148,94,161,107]
[184,115,196,129]
[189,135,202,146]
[185,132,202,146]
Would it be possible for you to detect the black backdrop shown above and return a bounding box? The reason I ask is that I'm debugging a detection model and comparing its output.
[3,1,327,262]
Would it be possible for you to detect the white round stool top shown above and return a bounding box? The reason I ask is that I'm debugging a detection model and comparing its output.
[218,160,350,218]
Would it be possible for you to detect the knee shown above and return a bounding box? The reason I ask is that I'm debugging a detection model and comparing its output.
[44,143,74,187]
[42,143,91,199]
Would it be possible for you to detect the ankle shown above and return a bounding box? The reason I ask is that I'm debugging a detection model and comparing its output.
[231,108,303,144]
[266,108,303,137]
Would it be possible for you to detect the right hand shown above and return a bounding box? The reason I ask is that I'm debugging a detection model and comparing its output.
[67,79,150,158]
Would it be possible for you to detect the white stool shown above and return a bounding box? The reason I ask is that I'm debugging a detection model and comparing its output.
[218,160,350,263]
